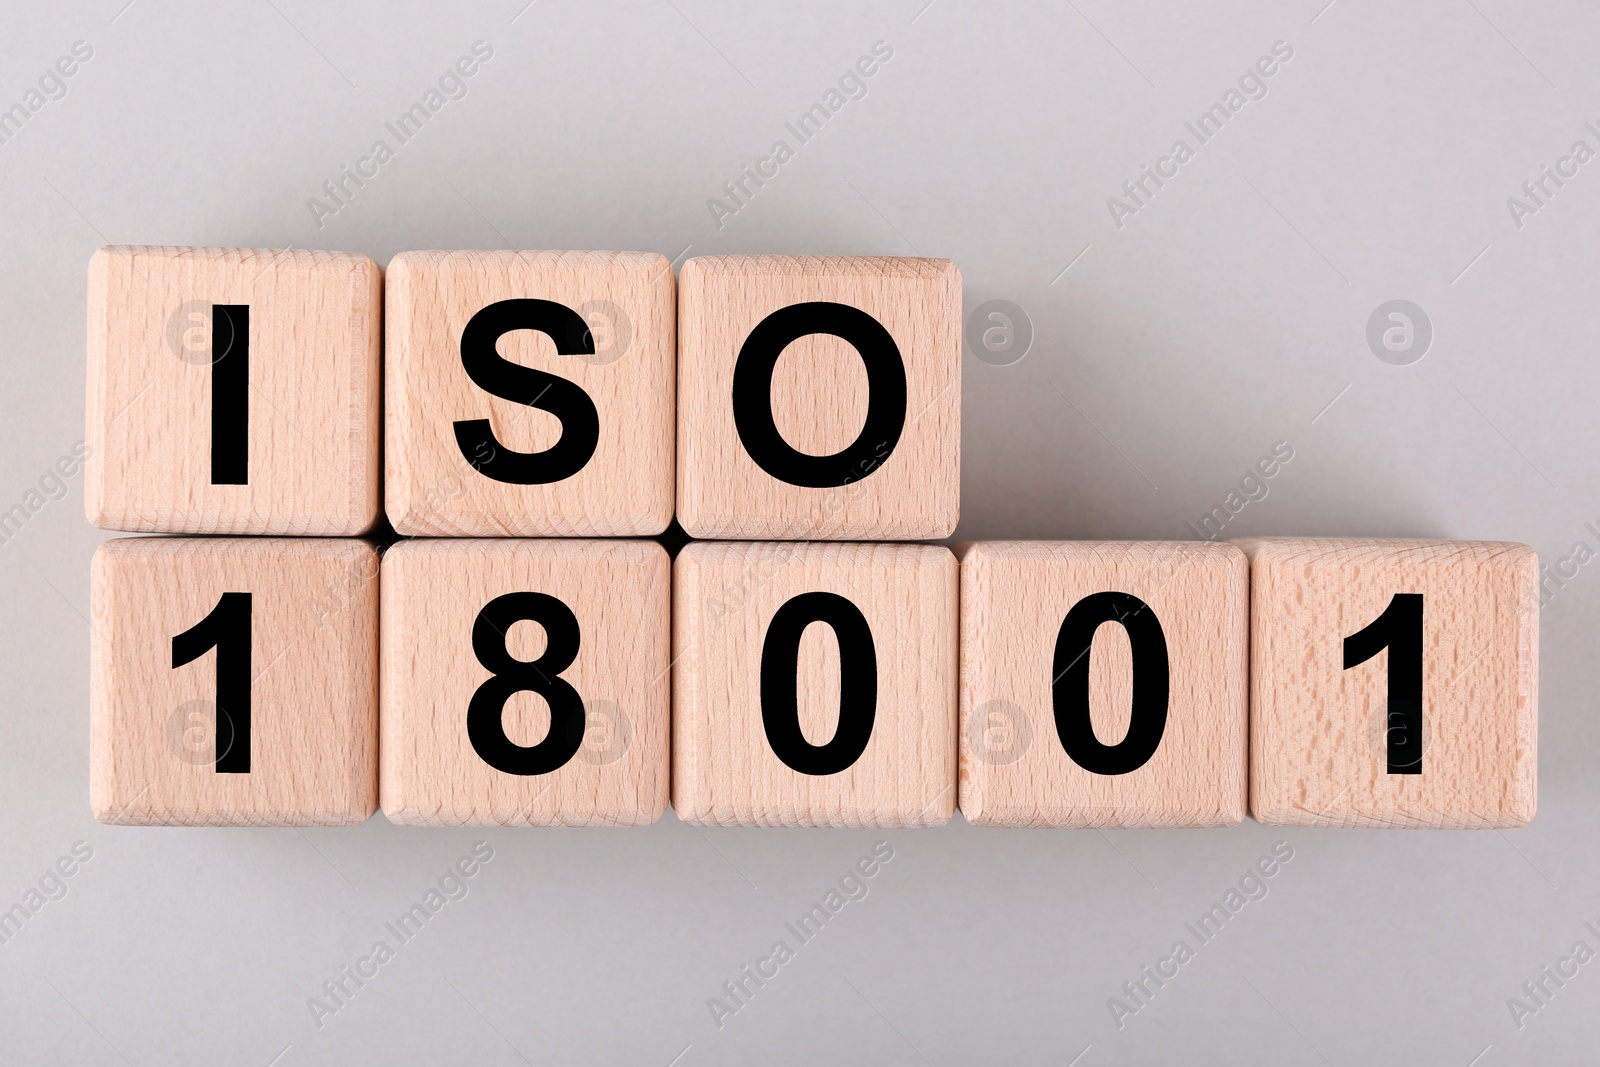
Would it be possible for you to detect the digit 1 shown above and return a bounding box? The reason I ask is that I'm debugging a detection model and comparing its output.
[466,592,587,775]
[731,302,906,488]
[760,591,877,775]
[1343,593,1424,774]
[1051,591,1169,775]
[172,592,252,773]
[210,304,249,485]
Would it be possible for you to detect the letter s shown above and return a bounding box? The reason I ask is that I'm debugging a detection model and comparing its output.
[452,299,600,485]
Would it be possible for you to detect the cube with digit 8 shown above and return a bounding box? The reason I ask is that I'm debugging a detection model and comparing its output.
[1239,538,1538,828]
[380,538,670,826]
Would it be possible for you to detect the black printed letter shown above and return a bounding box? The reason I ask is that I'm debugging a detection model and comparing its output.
[731,302,905,488]
[453,299,600,484]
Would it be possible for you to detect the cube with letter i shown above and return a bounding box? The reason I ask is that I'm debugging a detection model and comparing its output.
[85,246,382,534]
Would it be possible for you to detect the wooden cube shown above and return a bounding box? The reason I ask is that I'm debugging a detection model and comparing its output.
[1239,538,1538,828]
[959,542,1248,827]
[673,541,957,826]
[90,537,378,825]
[385,251,675,537]
[381,538,670,826]
[676,256,960,540]
[85,246,381,535]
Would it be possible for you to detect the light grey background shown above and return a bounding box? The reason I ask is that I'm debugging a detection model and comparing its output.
[1,1,1595,1063]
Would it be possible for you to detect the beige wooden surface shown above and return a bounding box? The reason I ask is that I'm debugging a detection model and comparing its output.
[958,541,1248,828]
[385,250,675,537]
[673,541,957,826]
[85,246,381,535]
[1238,537,1538,828]
[90,537,378,826]
[675,255,960,540]
[381,538,670,826]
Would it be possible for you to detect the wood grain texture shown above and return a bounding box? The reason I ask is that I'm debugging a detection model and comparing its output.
[90,537,378,826]
[85,246,381,535]
[673,541,957,827]
[385,250,675,537]
[381,538,670,826]
[958,541,1248,827]
[1237,538,1538,828]
[676,256,960,540]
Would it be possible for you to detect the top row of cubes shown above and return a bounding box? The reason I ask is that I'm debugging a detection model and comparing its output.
[84,247,962,540]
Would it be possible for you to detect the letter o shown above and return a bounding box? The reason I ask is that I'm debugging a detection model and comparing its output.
[732,302,906,488]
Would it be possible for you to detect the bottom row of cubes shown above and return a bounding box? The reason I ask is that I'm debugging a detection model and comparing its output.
[88,536,1539,830]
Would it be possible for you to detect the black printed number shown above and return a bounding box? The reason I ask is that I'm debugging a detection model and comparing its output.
[760,592,877,775]
[731,302,906,488]
[453,299,600,485]
[466,592,586,776]
[171,591,252,773]
[1344,593,1424,774]
[209,304,249,485]
[1052,591,1170,776]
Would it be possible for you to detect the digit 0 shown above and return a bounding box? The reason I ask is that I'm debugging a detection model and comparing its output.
[760,591,877,775]
[1051,591,1170,775]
